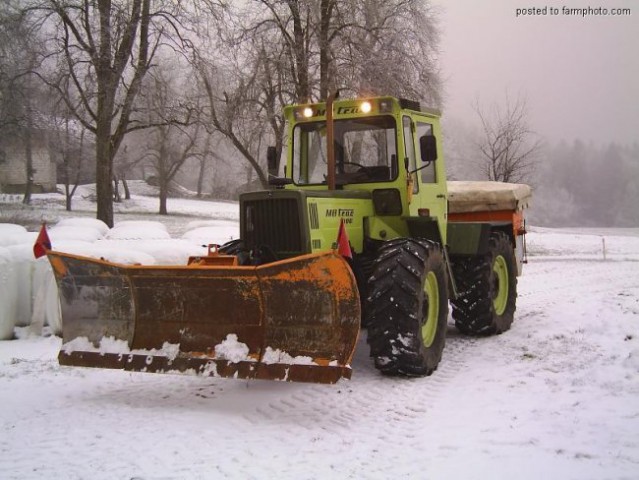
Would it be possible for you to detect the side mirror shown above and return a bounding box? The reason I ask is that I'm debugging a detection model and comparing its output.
[419,135,438,163]
[266,146,278,176]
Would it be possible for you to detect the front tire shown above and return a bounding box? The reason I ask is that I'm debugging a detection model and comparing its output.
[451,231,517,335]
[366,238,449,376]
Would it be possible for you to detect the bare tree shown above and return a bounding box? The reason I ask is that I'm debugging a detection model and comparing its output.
[473,95,542,184]
[195,0,442,188]
[193,135,228,198]
[113,144,146,202]
[144,124,199,214]
[197,57,272,188]
[0,7,46,204]
[338,0,442,105]
[140,70,202,215]
[18,0,198,226]
[50,113,89,211]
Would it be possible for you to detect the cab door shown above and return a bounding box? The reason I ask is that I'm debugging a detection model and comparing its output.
[412,116,448,244]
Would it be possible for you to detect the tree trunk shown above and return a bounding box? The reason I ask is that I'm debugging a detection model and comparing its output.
[290,2,310,102]
[318,0,333,101]
[22,108,34,205]
[65,183,72,211]
[159,181,168,215]
[113,176,121,202]
[122,176,131,200]
[197,159,205,198]
[95,134,114,227]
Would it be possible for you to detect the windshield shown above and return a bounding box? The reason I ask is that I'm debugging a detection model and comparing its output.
[292,116,398,185]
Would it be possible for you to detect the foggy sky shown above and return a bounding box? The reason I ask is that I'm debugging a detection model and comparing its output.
[432,0,638,145]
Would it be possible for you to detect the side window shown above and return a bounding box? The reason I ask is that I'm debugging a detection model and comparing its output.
[416,122,436,183]
[293,126,326,184]
[402,116,419,194]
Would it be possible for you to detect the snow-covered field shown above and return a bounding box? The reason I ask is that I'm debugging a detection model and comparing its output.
[1,188,638,479]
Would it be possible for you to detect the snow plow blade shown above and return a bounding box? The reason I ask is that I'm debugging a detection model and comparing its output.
[48,251,360,384]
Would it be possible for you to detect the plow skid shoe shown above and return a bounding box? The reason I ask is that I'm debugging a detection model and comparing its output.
[48,251,361,384]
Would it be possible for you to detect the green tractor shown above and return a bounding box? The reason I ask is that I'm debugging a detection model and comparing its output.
[49,95,531,384]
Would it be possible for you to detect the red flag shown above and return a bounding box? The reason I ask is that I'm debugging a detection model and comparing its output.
[336,218,352,259]
[33,223,52,259]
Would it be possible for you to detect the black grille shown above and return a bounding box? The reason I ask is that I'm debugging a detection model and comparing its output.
[309,202,319,229]
[243,198,303,254]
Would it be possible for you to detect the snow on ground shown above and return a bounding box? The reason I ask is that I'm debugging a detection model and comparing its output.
[1,190,638,479]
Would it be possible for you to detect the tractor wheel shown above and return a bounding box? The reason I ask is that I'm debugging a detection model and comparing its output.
[451,231,517,335]
[366,238,449,376]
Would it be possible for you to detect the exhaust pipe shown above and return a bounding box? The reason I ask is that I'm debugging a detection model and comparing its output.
[326,90,338,191]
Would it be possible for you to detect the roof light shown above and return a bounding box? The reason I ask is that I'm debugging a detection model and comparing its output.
[360,101,372,113]
[303,107,314,118]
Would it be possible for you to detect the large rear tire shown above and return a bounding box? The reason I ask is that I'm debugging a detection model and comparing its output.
[451,231,517,335]
[366,238,449,376]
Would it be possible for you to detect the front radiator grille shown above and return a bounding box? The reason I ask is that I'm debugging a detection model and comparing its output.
[309,202,320,230]
[243,198,303,254]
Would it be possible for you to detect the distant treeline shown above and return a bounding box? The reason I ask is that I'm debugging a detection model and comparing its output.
[529,141,639,227]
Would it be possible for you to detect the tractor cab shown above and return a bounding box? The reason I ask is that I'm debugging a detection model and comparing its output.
[269,96,448,246]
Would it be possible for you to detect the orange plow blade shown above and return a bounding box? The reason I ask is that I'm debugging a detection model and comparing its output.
[48,251,361,384]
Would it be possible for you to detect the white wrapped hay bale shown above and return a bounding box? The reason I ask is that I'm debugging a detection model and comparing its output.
[0,247,17,339]
[5,244,36,327]
[55,217,109,236]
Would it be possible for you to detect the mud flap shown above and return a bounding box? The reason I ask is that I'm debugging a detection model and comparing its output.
[48,251,361,384]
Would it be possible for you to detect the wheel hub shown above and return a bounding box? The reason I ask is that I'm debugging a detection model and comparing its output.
[421,271,439,347]
[493,255,509,315]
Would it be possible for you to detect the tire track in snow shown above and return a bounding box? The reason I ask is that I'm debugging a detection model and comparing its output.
[234,327,479,477]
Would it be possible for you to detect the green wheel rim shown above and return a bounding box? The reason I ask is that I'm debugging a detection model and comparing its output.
[493,255,509,315]
[421,271,439,347]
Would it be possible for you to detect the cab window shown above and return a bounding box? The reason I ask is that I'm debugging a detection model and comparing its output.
[292,116,398,185]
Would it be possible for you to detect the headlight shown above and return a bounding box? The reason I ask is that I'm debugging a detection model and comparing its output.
[294,106,315,120]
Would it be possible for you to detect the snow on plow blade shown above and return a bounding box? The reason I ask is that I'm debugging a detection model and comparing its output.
[48,251,360,384]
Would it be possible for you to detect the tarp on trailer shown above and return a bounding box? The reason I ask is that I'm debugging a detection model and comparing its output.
[447,181,532,213]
